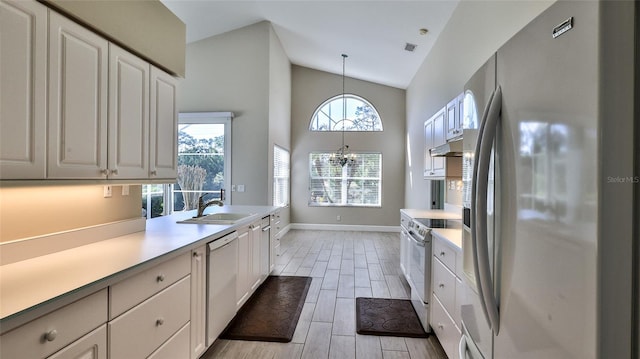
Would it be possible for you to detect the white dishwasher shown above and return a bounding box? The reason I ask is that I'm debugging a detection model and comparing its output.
[207,231,238,346]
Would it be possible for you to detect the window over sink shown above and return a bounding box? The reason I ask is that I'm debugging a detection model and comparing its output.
[142,112,232,218]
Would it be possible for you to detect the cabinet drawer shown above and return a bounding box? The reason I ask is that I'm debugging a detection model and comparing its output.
[48,324,107,359]
[148,322,190,359]
[110,252,190,318]
[109,276,190,359]
[431,295,461,359]
[0,289,107,359]
[433,257,456,315]
[433,236,457,273]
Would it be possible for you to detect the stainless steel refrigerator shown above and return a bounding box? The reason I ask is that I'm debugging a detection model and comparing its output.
[460,1,638,358]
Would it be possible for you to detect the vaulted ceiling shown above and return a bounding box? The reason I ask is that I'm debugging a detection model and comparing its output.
[161,0,460,89]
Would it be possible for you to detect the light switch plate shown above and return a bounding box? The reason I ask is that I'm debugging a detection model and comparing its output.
[103,185,112,198]
[121,185,129,196]
[237,184,245,192]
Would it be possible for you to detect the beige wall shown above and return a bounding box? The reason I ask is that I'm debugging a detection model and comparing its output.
[405,0,555,209]
[291,65,406,226]
[42,0,186,76]
[0,185,141,242]
[179,21,292,221]
[268,27,292,224]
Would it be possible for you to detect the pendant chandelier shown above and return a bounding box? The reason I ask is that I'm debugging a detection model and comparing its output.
[329,54,356,167]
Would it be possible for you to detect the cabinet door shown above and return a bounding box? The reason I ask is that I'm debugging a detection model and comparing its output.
[0,0,47,179]
[236,228,250,308]
[457,93,464,134]
[446,97,458,140]
[149,66,178,180]
[250,221,262,291]
[261,220,271,280]
[432,108,446,147]
[48,325,107,359]
[48,11,108,179]
[190,246,206,359]
[108,44,149,179]
[423,119,434,177]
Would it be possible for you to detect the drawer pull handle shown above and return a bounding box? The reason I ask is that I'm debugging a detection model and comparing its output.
[157,274,165,282]
[44,329,58,342]
[156,318,165,326]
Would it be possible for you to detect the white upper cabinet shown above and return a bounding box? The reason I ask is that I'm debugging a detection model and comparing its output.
[0,0,47,179]
[108,44,150,179]
[445,94,464,141]
[424,108,446,178]
[48,11,109,179]
[149,66,178,180]
[1,1,178,181]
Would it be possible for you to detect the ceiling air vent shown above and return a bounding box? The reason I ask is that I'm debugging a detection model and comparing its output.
[404,43,417,52]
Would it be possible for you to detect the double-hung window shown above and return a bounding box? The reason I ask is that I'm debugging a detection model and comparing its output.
[309,152,382,207]
[273,145,290,207]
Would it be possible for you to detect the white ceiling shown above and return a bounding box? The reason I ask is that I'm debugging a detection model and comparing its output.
[161,0,460,89]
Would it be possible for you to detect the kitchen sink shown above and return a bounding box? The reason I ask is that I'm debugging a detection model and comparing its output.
[177,213,254,225]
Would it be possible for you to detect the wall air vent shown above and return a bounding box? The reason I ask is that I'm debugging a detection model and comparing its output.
[404,43,417,52]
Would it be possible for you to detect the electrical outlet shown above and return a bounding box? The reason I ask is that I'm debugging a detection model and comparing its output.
[337,215,341,221]
[237,184,245,192]
[231,184,236,192]
[103,185,112,198]
[121,185,129,196]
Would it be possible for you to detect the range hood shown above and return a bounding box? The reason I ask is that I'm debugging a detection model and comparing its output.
[430,137,463,157]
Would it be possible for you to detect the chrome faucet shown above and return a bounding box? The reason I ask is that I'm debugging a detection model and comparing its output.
[196,194,224,218]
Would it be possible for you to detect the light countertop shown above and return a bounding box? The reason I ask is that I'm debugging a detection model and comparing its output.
[0,205,277,326]
[432,228,462,250]
[400,208,462,220]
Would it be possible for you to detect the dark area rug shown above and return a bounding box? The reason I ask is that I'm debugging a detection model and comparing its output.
[356,297,428,338]
[220,276,312,342]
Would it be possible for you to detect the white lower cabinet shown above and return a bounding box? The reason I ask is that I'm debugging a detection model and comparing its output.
[148,323,191,359]
[0,289,108,359]
[190,246,207,359]
[431,232,463,359]
[237,219,263,309]
[48,325,107,359]
[108,276,190,359]
[431,295,461,359]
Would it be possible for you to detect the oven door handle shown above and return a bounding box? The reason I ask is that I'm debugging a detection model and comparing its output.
[409,234,425,247]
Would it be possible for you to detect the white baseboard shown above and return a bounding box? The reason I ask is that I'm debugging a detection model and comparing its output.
[290,223,400,232]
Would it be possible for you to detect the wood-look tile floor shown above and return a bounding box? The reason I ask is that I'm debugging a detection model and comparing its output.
[200,230,447,359]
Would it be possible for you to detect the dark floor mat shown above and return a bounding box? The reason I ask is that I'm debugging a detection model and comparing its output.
[356,297,428,338]
[220,276,312,342]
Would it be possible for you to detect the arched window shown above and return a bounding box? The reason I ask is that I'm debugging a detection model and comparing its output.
[309,94,383,131]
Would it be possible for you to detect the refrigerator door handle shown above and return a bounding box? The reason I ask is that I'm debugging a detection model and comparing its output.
[475,85,502,335]
[460,321,486,359]
[470,89,495,329]
[459,335,467,359]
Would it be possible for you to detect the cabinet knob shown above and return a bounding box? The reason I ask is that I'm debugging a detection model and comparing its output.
[156,318,165,326]
[437,323,444,330]
[439,283,445,288]
[440,251,446,256]
[44,329,58,342]
[100,169,109,176]
[150,170,157,176]
[156,274,165,282]
[193,252,200,258]
[110,169,119,176]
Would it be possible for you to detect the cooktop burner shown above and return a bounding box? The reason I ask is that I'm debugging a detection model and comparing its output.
[412,218,447,228]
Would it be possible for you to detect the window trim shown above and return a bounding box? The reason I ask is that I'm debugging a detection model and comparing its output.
[308,151,382,208]
[273,144,290,207]
[309,93,383,132]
